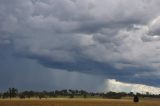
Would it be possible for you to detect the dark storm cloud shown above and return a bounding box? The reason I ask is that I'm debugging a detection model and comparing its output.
[0,54,104,91]
[1,0,160,87]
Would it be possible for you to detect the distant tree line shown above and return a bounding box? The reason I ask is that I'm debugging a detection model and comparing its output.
[0,88,160,99]
[1,88,18,99]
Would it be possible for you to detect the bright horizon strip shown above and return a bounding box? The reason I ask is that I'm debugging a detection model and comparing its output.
[105,79,160,94]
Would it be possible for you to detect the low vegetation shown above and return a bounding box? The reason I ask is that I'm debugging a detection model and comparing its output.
[0,88,160,106]
[0,99,160,106]
[1,88,160,99]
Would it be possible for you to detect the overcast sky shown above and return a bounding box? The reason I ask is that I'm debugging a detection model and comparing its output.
[1,0,160,94]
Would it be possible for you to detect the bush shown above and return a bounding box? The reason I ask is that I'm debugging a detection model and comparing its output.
[133,95,139,103]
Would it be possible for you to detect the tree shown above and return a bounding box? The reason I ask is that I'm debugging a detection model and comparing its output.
[69,94,74,98]
[19,93,25,99]
[0,92,2,98]
[83,93,87,98]
[39,91,47,99]
[2,92,10,98]
[9,88,18,99]
[129,92,134,96]
[21,91,34,98]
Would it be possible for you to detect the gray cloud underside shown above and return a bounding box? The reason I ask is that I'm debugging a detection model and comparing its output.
[1,0,160,86]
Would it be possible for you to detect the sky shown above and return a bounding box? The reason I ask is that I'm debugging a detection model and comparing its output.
[1,0,160,94]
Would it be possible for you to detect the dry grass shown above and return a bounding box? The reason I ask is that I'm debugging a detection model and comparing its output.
[0,98,159,106]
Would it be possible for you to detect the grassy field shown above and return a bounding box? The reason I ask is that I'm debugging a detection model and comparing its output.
[0,98,160,106]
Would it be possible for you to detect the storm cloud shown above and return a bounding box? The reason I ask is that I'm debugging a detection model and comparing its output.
[1,0,160,90]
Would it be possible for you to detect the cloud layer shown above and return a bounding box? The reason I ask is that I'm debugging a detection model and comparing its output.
[1,0,160,88]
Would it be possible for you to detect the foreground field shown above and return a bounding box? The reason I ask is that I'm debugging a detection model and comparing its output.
[0,98,160,106]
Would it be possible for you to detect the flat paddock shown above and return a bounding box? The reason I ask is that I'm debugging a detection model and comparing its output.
[0,98,159,106]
